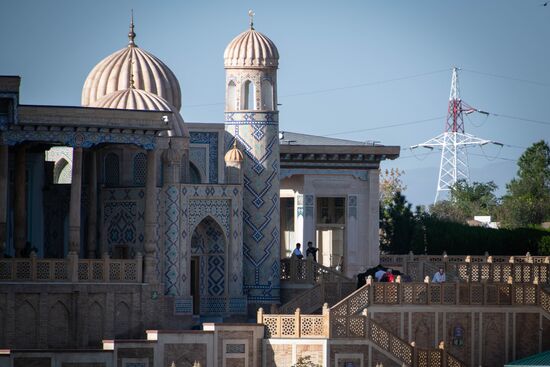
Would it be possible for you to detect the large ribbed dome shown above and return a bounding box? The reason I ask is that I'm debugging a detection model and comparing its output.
[224,28,279,68]
[91,88,188,137]
[82,22,182,111]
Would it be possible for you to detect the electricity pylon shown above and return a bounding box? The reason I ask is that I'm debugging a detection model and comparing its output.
[411,67,497,203]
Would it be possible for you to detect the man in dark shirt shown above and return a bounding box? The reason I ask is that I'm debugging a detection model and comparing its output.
[305,241,318,262]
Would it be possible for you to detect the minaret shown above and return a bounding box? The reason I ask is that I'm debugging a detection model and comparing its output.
[224,11,281,306]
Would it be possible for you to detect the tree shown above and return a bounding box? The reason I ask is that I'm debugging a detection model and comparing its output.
[291,356,321,367]
[500,140,550,228]
[430,180,499,223]
[380,168,407,207]
[380,191,419,254]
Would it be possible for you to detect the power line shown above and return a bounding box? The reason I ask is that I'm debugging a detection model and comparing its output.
[321,116,445,137]
[488,113,550,126]
[279,68,451,98]
[461,68,550,88]
[183,68,451,108]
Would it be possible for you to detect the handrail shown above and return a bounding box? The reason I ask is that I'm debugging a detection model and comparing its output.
[280,257,353,284]
[277,280,356,314]
[381,255,550,284]
[0,253,143,283]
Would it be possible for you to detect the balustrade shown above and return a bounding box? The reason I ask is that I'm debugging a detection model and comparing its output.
[280,257,353,284]
[0,253,142,283]
[380,254,550,283]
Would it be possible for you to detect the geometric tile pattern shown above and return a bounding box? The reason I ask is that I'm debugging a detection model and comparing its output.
[163,185,180,296]
[348,195,357,219]
[226,111,280,303]
[190,132,218,183]
[132,152,146,186]
[2,129,157,149]
[180,184,243,303]
[101,188,145,258]
[189,146,208,183]
[191,217,226,297]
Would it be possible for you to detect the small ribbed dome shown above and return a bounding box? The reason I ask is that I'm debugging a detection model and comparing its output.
[224,141,244,163]
[82,23,182,111]
[91,88,188,137]
[224,29,279,68]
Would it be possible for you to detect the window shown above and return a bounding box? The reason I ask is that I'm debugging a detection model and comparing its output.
[317,197,346,224]
[226,80,236,110]
[242,80,255,110]
[133,152,146,186]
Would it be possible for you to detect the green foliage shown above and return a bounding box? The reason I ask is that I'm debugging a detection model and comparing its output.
[429,180,499,223]
[380,192,423,254]
[291,356,321,367]
[380,168,407,207]
[538,236,550,256]
[429,200,468,223]
[500,140,550,228]
[421,216,547,255]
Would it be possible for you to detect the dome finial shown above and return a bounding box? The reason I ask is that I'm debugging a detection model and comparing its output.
[128,9,136,46]
[248,9,255,30]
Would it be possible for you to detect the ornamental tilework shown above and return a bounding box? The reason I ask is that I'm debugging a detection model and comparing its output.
[226,111,280,303]
[304,194,314,218]
[189,199,230,236]
[189,146,208,182]
[191,217,226,297]
[3,129,156,149]
[163,185,181,296]
[190,132,218,183]
[101,188,145,257]
[348,194,358,219]
[180,184,244,311]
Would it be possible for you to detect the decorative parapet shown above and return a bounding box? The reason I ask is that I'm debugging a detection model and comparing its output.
[0,254,142,283]
[380,254,550,283]
[280,257,353,284]
[257,305,330,338]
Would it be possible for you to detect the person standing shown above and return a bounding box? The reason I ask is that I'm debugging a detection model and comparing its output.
[292,243,304,259]
[305,241,318,262]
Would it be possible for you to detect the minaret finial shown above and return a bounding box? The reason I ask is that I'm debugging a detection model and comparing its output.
[128,9,136,46]
[248,9,255,30]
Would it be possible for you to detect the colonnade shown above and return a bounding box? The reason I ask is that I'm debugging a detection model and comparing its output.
[0,141,180,284]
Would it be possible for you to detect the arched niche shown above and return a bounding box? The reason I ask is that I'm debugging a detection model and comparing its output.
[227,80,237,110]
[104,152,120,187]
[191,216,227,302]
[242,80,255,110]
[261,79,274,110]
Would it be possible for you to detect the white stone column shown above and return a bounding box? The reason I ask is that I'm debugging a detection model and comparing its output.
[86,151,98,258]
[68,147,83,255]
[302,193,316,247]
[14,145,26,257]
[143,149,158,283]
[367,169,380,267]
[0,145,8,257]
[294,193,304,251]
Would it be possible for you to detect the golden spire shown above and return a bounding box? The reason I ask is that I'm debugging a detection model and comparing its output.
[128,9,136,46]
[248,9,255,30]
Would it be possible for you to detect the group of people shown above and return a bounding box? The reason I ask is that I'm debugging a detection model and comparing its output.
[356,265,446,288]
[290,242,344,271]
[291,241,318,261]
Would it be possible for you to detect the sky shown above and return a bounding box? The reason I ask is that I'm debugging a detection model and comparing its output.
[1,0,549,206]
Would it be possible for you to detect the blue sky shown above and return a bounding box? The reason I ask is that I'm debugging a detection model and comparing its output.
[1,0,548,205]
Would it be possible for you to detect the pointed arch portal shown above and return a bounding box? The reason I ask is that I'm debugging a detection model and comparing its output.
[190,216,226,314]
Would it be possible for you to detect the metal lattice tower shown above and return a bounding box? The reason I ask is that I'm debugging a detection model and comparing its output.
[411,67,495,203]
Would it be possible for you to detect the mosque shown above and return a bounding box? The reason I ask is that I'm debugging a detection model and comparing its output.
[1,13,549,367]
[0,10,396,342]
